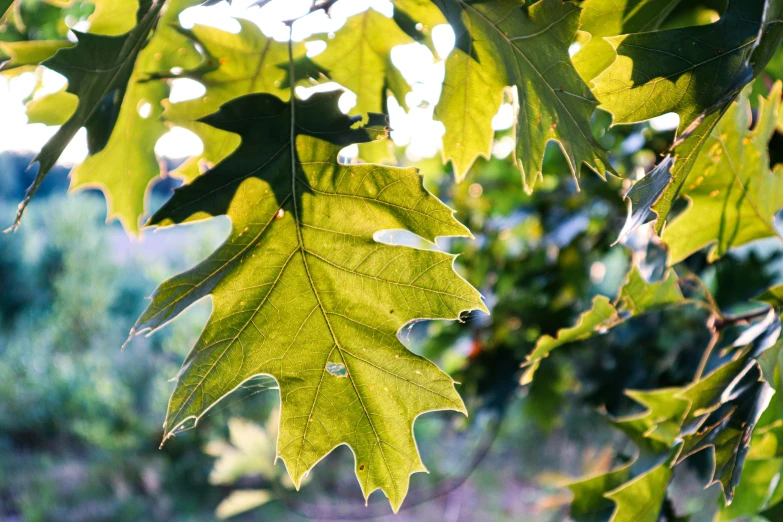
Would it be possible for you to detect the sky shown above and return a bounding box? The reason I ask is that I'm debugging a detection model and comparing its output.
[0,0,678,166]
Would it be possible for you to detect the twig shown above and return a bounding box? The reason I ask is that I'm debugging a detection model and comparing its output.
[693,306,774,382]
[693,319,720,382]
[714,307,773,330]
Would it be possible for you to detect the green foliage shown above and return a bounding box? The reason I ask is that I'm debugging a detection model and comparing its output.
[434,0,614,186]
[10,0,165,230]
[591,0,765,134]
[132,90,485,511]
[663,83,783,263]
[6,0,783,516]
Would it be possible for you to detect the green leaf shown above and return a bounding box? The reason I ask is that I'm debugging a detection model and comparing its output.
[573,0,683,83]
[87,0,140,36]
[521,295,618,384]
[206,415,278,486]
[523,267,684,383]
[0,40,74,72]
[131,91,486,512]
[648,2,783,234]
[650,104,729,235]
[680,376,774,502]
[66,0,202,233]
[434,0,614,186]
[162,20,305,181]
[592,0,766,134]
[312,8,414,115]
[605,462,672,522]
[25,88,78,126]
[393,0,448,54]
[215,490,273,519]
[758,285,783,309]
[9,0,164,231]
[569,464,632,522]
[616,155,673,243]
[662,82,783,263]
[617,266,684,314]
[717,458,783,521]
[612,388,689,448]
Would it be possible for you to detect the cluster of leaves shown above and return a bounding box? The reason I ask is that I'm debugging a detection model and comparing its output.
[7,0,783,517]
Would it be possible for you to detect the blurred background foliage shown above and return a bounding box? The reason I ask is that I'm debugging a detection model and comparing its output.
[3,0,783,520]
[3,116,781,521]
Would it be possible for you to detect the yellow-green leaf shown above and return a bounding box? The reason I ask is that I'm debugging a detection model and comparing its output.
[131,91,486,512]
[662,82,783,263]
[434,0,614,186]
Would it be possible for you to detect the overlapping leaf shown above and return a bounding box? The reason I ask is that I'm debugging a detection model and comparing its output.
[573,0,683,83]
[60,0,203,234]
[9,0,165,231]
[662,82,783,263]
[312,8,413,116]
[647,1,783,233]
[131,91,486,512]
[161,20,305,181]
[592,0,766,134]
[522,267,684,383]
[564,312,781,520]
[433,0,614,186]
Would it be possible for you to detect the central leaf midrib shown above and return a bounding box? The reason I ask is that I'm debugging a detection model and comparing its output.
[286,39,397,494]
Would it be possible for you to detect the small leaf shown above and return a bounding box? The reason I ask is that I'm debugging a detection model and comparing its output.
[524,267,684,383]
[617,267,683,315]
[568,463,632,522]
[605,462,672,522]
[312,8,414,115]
[616,155,673,243]
[25,88,78,126]
[215,490,273,519]
[0,40,73,72]
[521,295,618,384]
[88,0,140,36]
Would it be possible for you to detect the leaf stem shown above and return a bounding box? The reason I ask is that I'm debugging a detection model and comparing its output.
[714,307,773,330]
[693,319,720,382]
[693,306,773,381]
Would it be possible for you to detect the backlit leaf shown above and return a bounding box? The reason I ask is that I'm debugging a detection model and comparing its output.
[434,0,614,186]
[162,20,305,181]
[66,0,202,233]
[573,0,683,83]
[312,8,414,115]
[662,82,783,263]
[9,0,164,231]
[131,90,486,512]
[592,0,766,134]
